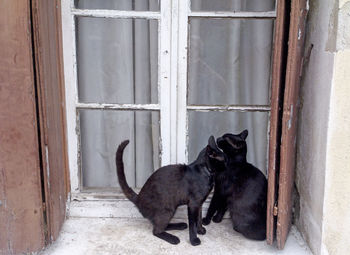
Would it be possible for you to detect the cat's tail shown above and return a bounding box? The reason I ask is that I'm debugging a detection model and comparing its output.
[116,140,138,204]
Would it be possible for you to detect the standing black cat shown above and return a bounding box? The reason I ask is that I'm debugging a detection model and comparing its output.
[116,136,226,246]
[202,130,267,241]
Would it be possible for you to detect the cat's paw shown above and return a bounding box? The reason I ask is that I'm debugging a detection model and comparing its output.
[190,237,201,246]
[197,226,206,235]
[168,236,180,245]
[212,214,224,223]
[202,217,211,226]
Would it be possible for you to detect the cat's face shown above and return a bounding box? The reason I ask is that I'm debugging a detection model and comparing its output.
[206,136,227,171]
[216,130,248,155]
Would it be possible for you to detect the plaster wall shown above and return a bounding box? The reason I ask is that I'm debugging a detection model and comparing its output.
[295,0,335,254]
[321,1,350,254]
[296,0,350,254]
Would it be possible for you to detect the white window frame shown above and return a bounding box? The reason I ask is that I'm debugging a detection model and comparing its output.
[61,0,276,217]
[62,0,172,196]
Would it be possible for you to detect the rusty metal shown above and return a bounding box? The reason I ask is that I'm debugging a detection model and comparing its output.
[273,205,279,216]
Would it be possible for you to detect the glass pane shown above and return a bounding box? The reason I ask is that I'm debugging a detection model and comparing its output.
[188,18,274,105]
[79,110,160,188]
[188,111,268,174]
[191,0,275,12]
[75,0,160,11]
[76,17,158,104]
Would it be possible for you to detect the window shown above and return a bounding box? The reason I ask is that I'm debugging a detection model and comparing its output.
[62,0,287,238]
[62,0,276,191]
[62,0,309,249]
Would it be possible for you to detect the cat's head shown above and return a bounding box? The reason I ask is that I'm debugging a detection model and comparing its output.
[216,130,248,160]
[205,135,227,172]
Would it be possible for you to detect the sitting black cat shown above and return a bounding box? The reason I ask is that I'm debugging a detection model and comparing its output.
[116,136,226,246]
[203,130,267,241]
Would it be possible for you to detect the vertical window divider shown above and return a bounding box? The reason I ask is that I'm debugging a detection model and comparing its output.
[170,0,179,164]
[177,0,190,164]
[159,0,172,166]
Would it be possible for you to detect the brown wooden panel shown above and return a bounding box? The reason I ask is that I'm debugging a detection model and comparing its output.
[277,0,308,249]
[0,0,45,253]
[31,0,69,242]
[266,0,289,245]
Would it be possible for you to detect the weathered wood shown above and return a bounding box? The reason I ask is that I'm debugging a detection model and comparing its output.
[0,0,45,253]
[187,105,271,112]
[266,0,288,245]
[31,0,69,242]
[277,0,308,249]
[189,10,276,18]
[72,9,161,19]
[76,103,160,111]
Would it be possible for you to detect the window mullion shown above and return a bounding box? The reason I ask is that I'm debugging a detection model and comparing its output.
[176,0,190,164]
[159,0,172,166]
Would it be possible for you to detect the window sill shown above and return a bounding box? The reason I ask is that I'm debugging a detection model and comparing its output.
[41,218,311,254]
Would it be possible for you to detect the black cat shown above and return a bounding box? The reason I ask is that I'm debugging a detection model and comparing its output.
[203,130,267,241]
[116,136,226,246]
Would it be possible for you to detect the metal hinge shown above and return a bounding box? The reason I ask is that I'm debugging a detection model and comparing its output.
[43,202,47,212]
[273,204,278,216]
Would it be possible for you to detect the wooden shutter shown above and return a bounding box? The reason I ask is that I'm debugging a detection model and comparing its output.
[31,0,69,242]
[266,0,308,249]
[0,1,46,253]
[277,0,308,249]
[266,0,289,245]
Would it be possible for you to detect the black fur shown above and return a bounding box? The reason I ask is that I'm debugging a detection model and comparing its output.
[116,136,226,245]
[203,130,267,241]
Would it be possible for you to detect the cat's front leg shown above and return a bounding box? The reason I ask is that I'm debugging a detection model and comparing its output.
[197,206,206,235]
[212,199,227,223]
[203,191,219,225]
[188,205,201,246]
[212,207,227,223]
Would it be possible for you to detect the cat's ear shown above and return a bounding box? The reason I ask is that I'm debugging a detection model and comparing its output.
[240,129,248,140]
[208,135,217,149]
[206,145,217,158]
[206,145,225,162]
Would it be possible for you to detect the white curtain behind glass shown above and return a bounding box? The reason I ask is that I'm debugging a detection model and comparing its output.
[77,0,159,188]
[77,0,274,189]
[188,0,274,174]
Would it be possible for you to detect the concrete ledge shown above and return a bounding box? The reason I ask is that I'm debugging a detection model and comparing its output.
[41,218,311,255]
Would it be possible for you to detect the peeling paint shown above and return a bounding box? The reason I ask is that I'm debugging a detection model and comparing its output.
[45,146,50,189]
[288,105,294,130]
